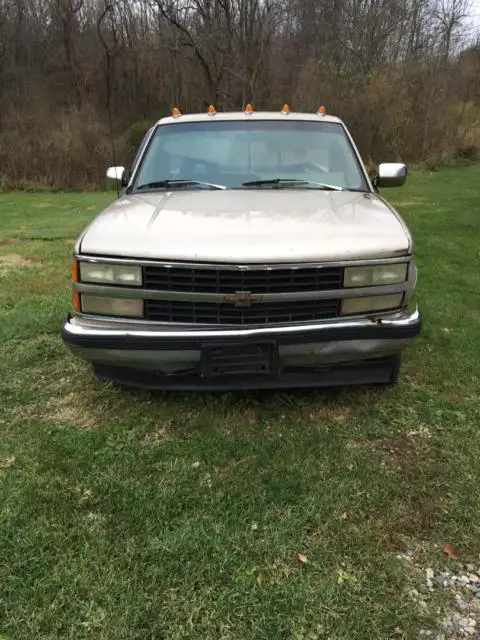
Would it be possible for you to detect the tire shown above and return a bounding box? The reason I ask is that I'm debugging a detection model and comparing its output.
[387,353,403,385]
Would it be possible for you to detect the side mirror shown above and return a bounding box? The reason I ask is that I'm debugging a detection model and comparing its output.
[375,163,407,188]
[106,166,125,181]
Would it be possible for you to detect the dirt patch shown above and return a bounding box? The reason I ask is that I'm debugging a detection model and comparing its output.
[0,238,19,247]
[372,425,433,469]
[388,496,442,537]
[372,427,446,539]
[34,202,53,209]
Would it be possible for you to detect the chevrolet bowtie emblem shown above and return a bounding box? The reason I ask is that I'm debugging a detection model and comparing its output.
[224,291,263,307]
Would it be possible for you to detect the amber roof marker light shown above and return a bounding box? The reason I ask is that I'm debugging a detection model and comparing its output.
[208,105,217,115]
[281,104,290,115]
[317,105,326,115]
[171,107,182,117]
[245,103,254,114]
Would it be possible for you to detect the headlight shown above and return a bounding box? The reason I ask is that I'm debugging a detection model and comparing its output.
[341,294,403,315]
[79,262,142,286]
[81,295,144,318]
[344,263,407,288]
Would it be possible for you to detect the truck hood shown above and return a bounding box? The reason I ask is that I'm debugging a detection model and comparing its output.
[79,190,410,262]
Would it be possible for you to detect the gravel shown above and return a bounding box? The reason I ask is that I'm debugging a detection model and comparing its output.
[397,549,480,639]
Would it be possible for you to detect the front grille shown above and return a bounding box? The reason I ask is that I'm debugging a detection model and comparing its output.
[145,299,339,325]
[144,264,344,293]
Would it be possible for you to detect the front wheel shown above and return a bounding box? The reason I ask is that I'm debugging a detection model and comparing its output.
[387,353,403,385]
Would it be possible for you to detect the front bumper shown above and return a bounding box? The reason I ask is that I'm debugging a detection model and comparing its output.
[61,306,421,390]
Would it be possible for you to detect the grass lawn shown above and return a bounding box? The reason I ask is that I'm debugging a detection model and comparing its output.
[0,168,479,640]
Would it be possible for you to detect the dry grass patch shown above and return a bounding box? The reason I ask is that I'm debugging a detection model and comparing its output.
[33,202,53,209]
[44,390,101,429]
[141,422,172,446]
[237,408,260,426]
[306,405,352,425]
[396,197,428,207]
[443,387,479,403]
[0,253,39,271]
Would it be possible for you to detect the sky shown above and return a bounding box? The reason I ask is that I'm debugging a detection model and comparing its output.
[469,0,480,29]
[462,0,480,47]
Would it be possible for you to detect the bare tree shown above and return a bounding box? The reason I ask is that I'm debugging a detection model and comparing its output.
[0,0,478,189]
[152,0,233,105]
[433,0,470,58]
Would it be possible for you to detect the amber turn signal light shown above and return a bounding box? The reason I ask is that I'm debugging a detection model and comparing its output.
[72,289,81,312]
[71,258,80,311]
[71,258,79,283]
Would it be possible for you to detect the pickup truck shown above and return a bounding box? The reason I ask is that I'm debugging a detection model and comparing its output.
[62,105,421,390]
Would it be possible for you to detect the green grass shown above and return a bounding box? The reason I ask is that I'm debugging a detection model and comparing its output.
[0,168,479,639]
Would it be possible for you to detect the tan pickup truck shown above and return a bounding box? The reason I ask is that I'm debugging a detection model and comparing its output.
[62,106,421,390]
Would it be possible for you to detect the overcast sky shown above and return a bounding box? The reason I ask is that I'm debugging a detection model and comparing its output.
[463,0,480,46]
[469,0,480,28]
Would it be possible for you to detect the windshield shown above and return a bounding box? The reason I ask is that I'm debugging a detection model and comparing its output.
[132,120,369,192]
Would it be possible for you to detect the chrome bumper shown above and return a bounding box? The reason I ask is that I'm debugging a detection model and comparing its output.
[62,307,421,388]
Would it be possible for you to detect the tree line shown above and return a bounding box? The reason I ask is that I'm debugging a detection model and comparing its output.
[0,0,479,189]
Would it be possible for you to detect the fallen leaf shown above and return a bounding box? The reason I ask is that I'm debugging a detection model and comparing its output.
[298,553,308,564]
[443,543,460,560]
[340,511,348,520]
[256,574,262,585]
[191,461,201,469]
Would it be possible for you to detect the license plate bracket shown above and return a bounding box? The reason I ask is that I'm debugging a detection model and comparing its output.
[200,342,278,378]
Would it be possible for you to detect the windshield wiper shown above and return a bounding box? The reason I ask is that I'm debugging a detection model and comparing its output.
[241,178,343,191]
[136,179,226,191]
